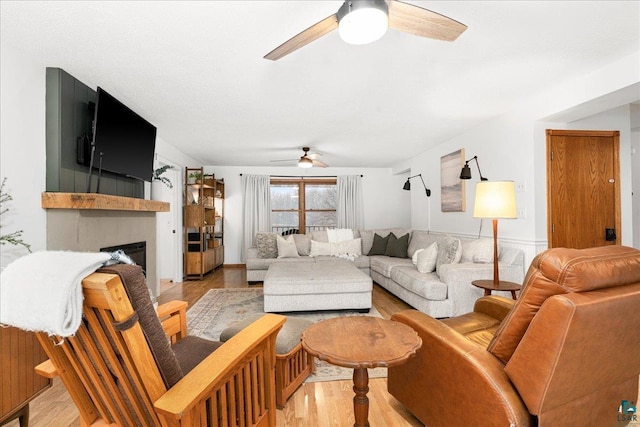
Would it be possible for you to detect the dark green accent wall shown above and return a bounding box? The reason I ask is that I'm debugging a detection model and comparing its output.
[45,68,143,197]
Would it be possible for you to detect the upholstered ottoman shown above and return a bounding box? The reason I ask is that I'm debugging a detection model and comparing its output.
[220,313,314,409]
[263,262,373,312]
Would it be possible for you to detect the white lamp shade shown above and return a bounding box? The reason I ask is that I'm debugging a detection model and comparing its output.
[338,7,388,45]
[473,181,517,219]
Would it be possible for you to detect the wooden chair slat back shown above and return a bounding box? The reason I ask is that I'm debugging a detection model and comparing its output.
[37,272,168,426]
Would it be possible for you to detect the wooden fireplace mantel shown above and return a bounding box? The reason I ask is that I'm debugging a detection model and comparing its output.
[41,192,169,212]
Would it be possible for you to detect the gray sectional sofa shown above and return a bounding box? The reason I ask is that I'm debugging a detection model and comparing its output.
[246,228,525,318]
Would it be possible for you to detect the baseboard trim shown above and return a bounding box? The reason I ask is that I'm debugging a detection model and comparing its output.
[223,264,245,269]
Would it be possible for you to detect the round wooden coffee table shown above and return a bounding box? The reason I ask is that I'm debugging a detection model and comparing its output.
[472,279,522,299]
[301,316,421,427]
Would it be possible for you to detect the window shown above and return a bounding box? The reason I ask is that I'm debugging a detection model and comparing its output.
[270,178,337,234]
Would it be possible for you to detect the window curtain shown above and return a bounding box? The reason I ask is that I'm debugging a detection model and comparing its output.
[242,175,271,262]
[336,175,364,229]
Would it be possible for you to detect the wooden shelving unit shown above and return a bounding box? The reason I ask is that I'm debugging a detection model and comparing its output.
[183,167,224,279]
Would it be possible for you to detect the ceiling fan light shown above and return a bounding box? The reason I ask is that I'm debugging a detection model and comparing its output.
[337,1,388,45]
[298,157,313,168]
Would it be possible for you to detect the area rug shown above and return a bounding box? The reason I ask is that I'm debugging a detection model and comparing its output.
[187,288,387,382]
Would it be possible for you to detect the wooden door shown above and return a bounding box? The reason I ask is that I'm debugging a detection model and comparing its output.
[546,129,620,248]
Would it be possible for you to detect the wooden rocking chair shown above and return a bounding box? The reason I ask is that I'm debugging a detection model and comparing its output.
[33,264,285,427]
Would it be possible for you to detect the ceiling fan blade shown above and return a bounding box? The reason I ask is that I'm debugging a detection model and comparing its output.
[388,1,467,42]
[264,13,338,61]
[306,152,322,160]
[311,159,328,168]
[270,158,297,163]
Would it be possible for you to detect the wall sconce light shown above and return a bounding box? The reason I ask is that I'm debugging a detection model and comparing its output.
[460,156,488,181]
[403,174,431,197]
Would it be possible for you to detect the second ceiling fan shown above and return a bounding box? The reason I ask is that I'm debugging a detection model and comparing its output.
[264,0,467,61]
[270,147,329,168]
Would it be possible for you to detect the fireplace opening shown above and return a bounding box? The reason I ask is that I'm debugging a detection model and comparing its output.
[100,241,146,274]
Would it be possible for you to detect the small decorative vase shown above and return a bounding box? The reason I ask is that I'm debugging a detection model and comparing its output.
[151,180,164,201]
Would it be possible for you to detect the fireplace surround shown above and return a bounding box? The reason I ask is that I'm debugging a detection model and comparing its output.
[42,192,169,298]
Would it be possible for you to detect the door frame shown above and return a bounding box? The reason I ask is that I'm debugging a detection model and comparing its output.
[546,129,621,247]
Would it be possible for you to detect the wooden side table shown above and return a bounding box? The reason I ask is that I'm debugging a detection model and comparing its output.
[301,316,421,427]
[472,279,522,299]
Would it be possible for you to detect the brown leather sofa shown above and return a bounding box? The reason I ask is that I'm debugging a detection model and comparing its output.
[388,245,640,427]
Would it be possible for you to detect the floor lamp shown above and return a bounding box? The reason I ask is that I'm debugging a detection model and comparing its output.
[473,181,517,284]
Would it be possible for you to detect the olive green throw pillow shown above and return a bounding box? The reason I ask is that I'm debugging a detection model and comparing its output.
[385,233,410,258]
[368,233,390,256]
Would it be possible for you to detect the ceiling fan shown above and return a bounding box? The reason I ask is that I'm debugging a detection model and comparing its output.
[264,0,467,61]
[270,147,329,168]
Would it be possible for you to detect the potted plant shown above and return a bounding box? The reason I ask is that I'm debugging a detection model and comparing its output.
[151,166,173,200]
[0,177,31,252]
[188,171,202,184]
[153,165,173,188]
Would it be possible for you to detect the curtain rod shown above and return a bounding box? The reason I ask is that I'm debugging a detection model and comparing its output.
[239,174,363,178]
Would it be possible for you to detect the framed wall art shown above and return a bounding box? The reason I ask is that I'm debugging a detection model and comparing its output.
[441,149,465,212]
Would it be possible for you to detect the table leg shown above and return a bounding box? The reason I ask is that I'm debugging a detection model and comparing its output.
[510,290,517,299]
[352,368,370,427]
[484,289,491,296]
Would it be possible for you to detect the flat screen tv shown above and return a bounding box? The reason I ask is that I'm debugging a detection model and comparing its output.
[91,87,157,182]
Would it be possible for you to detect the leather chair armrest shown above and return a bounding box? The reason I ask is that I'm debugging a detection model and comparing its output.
[388,310,531,427]
[473,295,515,322]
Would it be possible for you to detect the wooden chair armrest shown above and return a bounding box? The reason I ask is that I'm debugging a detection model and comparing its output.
[35,359,58,379]
[157,300,188,344]
[153,313,286,422]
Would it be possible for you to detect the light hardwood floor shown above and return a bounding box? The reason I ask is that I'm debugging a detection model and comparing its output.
[10,267,423,427]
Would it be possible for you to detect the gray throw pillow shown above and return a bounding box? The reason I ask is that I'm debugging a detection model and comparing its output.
[255,232,278,259]
[368,233,390,256]
[384,233,410,258]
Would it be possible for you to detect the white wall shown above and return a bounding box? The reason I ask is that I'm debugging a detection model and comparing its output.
[393,51,640,266]
[203,165,410,264]
[0,45,47,269]
[630,103,640,249]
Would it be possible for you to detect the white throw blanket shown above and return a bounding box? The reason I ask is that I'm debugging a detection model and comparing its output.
[327,228,354,243]
[0,251,112,337]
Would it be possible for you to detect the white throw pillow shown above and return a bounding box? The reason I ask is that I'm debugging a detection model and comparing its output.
[277,235,299,258]
[330,238,362,256]
[416,242,438,273]
[309,240,332,257]
[411,248,424,265]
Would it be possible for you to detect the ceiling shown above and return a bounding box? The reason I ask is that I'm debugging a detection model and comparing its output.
[1,1,638,168]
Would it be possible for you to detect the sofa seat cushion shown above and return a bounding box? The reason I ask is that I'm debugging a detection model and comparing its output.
[370,256,413,277]
[246,256,314,270]
[389,266,448,301]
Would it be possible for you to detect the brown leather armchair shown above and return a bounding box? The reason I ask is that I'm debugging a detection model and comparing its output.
[388,246,640,427]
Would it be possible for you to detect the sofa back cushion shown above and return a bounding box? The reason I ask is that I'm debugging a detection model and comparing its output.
[292,234,312,256]
[488,245,640,365]
[407,230,441,258]
[460,238,494,263]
